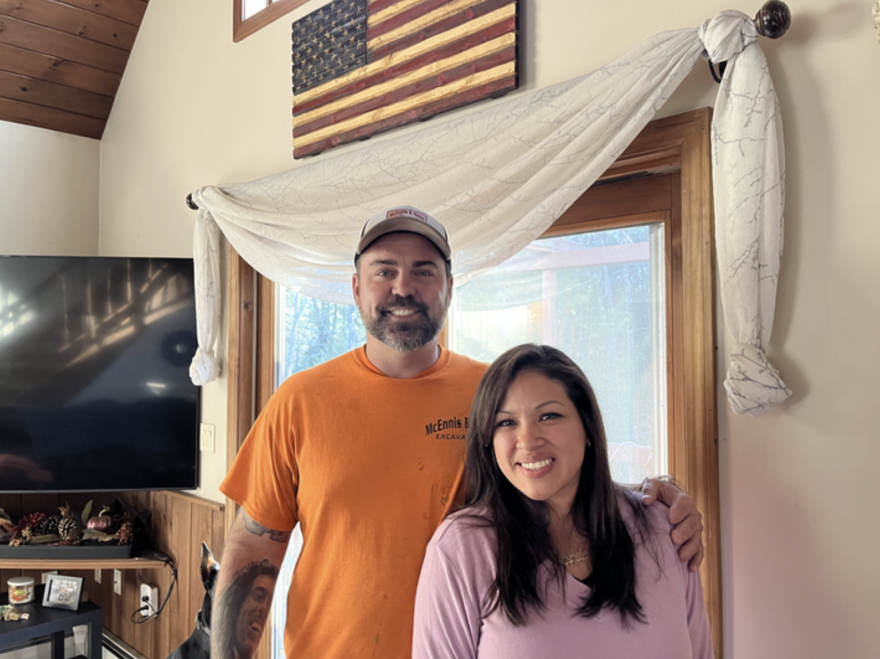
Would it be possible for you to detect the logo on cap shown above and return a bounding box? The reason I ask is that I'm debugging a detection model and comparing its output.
[386,208,428,223]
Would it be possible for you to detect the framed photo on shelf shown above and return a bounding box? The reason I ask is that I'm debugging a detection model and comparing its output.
[42,574,83,611]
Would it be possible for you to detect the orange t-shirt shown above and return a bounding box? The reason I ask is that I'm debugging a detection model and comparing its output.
[220,346,487,659]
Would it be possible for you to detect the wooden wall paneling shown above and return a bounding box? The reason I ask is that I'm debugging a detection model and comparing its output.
[148,491,172,563]
[0,95,104,137]
[143,491,172,658]
[0,69,114,117]
[211,507,226,567]
[190,504,213,622]
[121,564,139,649]
[92,564,113,624]
[166,495,193,655]
[0,493,24,517]
[49,0,149,28]
[26,492,63,519]
[131,568,154,658]
[0,15,129,74]
[0,0,138,50]
[120,491,153,658]
[0,42,122,96]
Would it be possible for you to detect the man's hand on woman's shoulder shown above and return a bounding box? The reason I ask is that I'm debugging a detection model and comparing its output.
[640,477,704,571]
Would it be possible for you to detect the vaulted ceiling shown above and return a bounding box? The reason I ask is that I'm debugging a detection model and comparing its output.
[0,0,149,140]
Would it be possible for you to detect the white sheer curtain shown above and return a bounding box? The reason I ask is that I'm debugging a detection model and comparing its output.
[189,10,790,416]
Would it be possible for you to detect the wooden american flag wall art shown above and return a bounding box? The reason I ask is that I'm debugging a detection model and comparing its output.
[291,0,519,159]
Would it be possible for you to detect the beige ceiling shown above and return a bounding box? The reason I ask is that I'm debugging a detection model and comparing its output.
[0,0,149,140]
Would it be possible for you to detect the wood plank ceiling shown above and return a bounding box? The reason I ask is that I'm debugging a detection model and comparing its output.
[0,0,149,140]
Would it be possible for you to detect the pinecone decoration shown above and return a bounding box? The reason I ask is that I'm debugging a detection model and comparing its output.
[33,513,61,536]
[57,502,83,543]
[106,511,131,536]
[114,520,133,545]
[9,512,46,546]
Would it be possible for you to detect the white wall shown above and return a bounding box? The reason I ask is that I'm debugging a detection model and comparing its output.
[0,121,99,255]
[100,1,880,657]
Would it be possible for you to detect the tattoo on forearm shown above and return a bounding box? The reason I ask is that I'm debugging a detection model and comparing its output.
[214,560,279,659]
[243,515,291,543]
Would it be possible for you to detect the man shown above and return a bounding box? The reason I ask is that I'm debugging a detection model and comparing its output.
[213,206,704,659]
[214,560,277,659]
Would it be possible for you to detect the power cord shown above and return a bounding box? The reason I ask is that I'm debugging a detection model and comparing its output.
[131,552,178,624]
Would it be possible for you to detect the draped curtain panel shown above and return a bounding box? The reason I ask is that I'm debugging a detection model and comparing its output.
[189,10,790,417]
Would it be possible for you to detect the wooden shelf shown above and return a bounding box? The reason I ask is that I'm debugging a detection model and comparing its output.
[0,557,165,570]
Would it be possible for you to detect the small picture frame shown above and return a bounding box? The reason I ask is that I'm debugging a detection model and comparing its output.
[42,574,83,611]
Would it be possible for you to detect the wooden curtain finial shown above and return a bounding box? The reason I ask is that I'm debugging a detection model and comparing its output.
[754,0,791,39]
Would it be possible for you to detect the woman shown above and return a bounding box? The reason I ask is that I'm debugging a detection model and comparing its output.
[413,344,711,658]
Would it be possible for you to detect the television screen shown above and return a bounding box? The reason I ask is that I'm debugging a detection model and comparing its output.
[0,256,200,493]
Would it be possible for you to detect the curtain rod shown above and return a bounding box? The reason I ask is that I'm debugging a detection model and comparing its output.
[709,0,790,83]
[184,0,791,210]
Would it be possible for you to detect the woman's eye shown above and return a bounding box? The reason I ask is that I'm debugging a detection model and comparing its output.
[495,419,515,428]
[540,412,561,421]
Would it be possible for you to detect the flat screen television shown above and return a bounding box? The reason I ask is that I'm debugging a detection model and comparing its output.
[0,256,200,493]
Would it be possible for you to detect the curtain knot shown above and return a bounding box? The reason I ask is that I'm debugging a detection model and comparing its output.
[699,10,759,64]
[724,342,791,416]
[190,346,220,386]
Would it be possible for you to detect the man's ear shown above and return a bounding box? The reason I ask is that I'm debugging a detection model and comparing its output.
[446,274,454,305]
[352,272,361,306]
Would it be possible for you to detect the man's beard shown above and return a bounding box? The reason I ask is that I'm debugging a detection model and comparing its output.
[360,294,447,352]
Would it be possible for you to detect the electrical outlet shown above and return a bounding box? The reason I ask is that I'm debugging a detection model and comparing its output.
[41,571,57,584]
[140,583,159,613]
[113,569,122,595]
[94,569,102,584]
[200,422,215,453]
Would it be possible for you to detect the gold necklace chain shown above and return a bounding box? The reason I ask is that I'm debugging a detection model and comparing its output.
[559,547,590,566]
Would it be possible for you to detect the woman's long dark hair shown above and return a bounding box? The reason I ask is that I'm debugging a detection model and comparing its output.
[463,344,650,627]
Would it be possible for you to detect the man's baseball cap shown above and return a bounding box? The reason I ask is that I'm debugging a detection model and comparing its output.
[355,206,451,261]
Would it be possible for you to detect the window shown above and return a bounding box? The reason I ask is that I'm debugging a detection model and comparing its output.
[234,0,311,42]
[227,109,723,657]
[448,224,668,485]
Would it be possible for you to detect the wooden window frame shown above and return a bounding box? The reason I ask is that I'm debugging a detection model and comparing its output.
[233,0,312,42]
[226,108,721,657]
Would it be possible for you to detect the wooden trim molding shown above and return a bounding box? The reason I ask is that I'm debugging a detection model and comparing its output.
[225,246,255,532]
[233,0,312,42]
[619,109,721,657]
[224,247,273,659]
